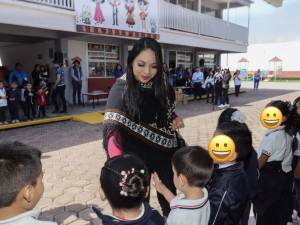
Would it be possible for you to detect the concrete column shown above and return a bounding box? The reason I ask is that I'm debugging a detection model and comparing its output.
[198,0,202,12]
[122,43,129,69]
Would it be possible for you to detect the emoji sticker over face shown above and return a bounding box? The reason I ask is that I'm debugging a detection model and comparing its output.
[260,106,282,129]
[208,135,236,163]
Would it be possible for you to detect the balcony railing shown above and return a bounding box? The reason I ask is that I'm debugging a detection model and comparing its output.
[20,0,74,10]
[160,0,249,44]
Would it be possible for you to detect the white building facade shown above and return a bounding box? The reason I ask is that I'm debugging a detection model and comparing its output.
[0,0,252,101]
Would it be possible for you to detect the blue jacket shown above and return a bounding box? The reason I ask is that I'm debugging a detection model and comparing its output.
[9,69,28,86]
[207,162,250,225]
[92,202,165,225]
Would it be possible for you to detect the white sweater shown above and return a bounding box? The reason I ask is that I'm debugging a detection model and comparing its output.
[0,88,7,107]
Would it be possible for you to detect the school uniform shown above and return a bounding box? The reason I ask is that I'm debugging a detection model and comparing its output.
[36,90,47,117]
[167,188,210,225]
[92,202,165,225]
[207,162,250,225]
[24,89,36,119]
[0,210,57,225]
[254,126,293,225]
[213,73,223,105]
[292,132,300,216]
[0,87,8,123]
[7,88,20,121]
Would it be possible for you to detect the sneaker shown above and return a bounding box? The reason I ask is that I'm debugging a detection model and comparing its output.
[0,122,3,125]
[4,121,8,125]
[218,104,224,108]
[11,120,16,124]
[224,104,230,108]
[15,120,20,123]
[59,110,67,114]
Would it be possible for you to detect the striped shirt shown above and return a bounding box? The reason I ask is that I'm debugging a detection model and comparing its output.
[167,188,210,225]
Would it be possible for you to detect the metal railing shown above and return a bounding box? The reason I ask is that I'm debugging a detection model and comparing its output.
[19,0,74,10]
[160,0,249,44]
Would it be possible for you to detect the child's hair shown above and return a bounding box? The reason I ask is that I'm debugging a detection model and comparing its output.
[266,100,293,133]
[216,121,253,162]
[0,142,42,208]
[100,154,149,209]
[172,146,214,188]
[218,108,238,125]
[11,81,19,87]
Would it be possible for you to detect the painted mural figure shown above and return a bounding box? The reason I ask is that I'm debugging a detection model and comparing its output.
[93,0,106,24]
[124,0,135,28]
[82,4,92,25]
[138,0,149,32]
[109,0,121,26]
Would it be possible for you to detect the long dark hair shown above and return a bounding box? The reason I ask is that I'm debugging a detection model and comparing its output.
[124,38,168,126]
[100,154,149,209]
[266,100,293,134]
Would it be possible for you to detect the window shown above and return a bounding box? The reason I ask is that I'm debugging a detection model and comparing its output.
[88,43,120,77]
[197,54,216,69]
[176,51,193,69]
[165,0,197,11]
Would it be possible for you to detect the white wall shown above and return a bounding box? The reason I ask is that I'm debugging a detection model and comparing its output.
[0,0,76,32]
[0,40,55,73]
[221,41,300,71]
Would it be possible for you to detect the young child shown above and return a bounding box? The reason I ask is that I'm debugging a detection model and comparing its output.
[7,81,20,123]
[153,146,214,225]
[291,97,300,223]
[217,108,258,225]
[207,121,252,225]
[93,154,165,225]
[36,85,47,118]
[254,100,293,225]
[0,142,57,225]
[0,81,8,124]
[24,83,36,120]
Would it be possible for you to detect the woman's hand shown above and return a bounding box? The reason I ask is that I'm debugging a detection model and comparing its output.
[172,116,184,130]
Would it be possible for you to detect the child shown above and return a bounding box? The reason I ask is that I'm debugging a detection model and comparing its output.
[7,81,20,123]
[291,97,300,223]
[93,154,165,225]
[217,108,258,225]
[207,121,252,225]
[0,142,57,225]
[0,81,8,124]
[153,146,214,225]
[254,100,293,225]
[24,83,36,120]
[36,85,47,118]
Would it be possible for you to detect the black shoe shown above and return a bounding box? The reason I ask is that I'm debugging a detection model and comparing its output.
[52,110,59,113]
[59,110,67,113]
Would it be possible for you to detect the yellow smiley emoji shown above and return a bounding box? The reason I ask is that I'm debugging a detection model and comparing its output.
[260,106,282,129]
[208,135,236,163]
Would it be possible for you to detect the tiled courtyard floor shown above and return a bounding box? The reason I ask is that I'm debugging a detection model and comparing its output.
[1,88,300,225]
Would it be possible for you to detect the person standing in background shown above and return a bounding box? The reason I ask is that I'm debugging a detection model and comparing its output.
[254,69,261,91]
[233,70,242,97]
[70,57,83,105]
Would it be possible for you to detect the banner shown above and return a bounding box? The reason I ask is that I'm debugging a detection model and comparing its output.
[75,0,159,39]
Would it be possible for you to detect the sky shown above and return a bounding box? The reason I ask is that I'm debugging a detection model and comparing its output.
[225,0,300,44]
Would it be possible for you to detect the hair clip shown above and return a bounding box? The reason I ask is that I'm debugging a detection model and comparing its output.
[231,111,246,123]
